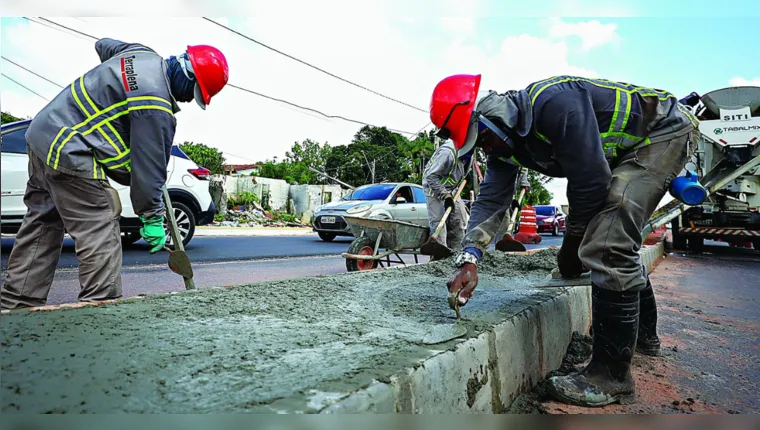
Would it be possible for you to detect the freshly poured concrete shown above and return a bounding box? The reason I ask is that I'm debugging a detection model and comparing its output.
[2,249,566,413]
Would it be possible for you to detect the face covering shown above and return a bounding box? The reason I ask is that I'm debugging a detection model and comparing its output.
[165,55,196,103]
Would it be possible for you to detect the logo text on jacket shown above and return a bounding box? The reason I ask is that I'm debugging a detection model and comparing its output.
[120,56,139,92]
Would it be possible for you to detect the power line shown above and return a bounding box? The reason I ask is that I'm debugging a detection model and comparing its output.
[202,17,428,114]
[20,19,419,136]
[2,73,50,101]
[228,84,416,135]
[22,17,96,42]
[2,56,64,88]
[36,17,98,40]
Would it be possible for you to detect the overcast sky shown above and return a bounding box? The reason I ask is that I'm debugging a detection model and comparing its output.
[2,0,759,206]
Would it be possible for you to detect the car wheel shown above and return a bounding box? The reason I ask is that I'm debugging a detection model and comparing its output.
[164,202,196,247]
[121,231,142,246]
[552,223,559,236]
[318,232,337,242]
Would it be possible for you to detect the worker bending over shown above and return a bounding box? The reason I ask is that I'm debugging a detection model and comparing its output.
[1,38,229,310]
[422,139,471,250]
[429,74,698,407]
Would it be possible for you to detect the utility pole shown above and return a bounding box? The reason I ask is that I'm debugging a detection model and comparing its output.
[308,166,355,190]
[361,150,376,184]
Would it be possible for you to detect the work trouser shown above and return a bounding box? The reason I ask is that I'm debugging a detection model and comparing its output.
[579,130,697,292]
[1,148,123,310]
[426,197,467,249]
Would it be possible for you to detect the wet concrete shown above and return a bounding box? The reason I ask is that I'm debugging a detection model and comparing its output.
[510,245,760,414]
[1,249,561,413]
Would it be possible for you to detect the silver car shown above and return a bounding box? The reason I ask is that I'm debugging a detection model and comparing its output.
[312,182,429,242]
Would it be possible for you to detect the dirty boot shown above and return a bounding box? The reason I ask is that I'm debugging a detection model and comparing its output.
[637,278,661,356]
[548,285,639,407]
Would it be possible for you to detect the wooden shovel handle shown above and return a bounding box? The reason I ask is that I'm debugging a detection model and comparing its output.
[432,179,468,239]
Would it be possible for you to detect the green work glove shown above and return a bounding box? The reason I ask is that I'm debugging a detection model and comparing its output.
[139,215,166,254]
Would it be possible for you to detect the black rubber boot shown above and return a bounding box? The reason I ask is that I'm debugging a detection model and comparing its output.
[637,278,661,356]
[548,285,639,407]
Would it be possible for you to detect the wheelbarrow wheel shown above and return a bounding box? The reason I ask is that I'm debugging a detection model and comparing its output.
[346,236,379,272]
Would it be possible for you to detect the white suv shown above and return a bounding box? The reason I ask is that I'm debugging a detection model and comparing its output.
[1,120,216,246]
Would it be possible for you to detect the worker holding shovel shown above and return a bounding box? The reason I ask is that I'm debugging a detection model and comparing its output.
[429,74,699,407]
[1,38,228,310]
[421,139,472,255]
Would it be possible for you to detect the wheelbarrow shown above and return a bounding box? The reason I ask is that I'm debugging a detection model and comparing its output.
[341,216,430,272]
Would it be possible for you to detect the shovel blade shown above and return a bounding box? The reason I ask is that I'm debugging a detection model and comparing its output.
[420,237,454,259]
[167,250,194,279]
[422,323,468,345]
[495,234,527,252]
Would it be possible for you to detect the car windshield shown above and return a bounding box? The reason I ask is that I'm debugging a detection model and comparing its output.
[535,206,554,216]
[344,184,396,201]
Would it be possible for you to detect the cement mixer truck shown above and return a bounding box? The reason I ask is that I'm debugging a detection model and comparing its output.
[670,86,760,252]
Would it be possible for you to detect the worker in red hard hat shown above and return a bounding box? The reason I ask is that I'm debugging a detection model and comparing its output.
[431,74,700,407]
[1,38,229,310]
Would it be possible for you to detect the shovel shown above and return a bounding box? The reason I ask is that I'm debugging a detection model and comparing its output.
[420,179,469,259]
[495,188,527,252]
[163,246,194,278]
[536,268,592,288]
[162,185,196,290]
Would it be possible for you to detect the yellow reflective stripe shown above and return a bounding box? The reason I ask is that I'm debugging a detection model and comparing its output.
[71,82,90,116]
[531,77,676,105]
[510,156,524,167]
[126,163,131,172]
[73,96,173,130]
[528,76,561,98]
[54,129,80,169]
[108,159,131,170]
[98,127,122,155]
[80,76,98,113]
[106,122,127,152]
[47,127,67,164]
[99,149,130,164]
[51,106,171,168]
[609,90,621,134]
[621,92,632,131]
[84,105,174,134]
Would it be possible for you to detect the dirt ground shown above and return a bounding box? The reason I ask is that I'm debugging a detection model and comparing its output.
[508,245,760,414]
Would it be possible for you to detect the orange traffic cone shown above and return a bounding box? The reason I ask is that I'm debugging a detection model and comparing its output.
[514,205,542,244]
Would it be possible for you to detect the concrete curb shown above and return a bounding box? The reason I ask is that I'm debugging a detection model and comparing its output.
[319,242,666,414]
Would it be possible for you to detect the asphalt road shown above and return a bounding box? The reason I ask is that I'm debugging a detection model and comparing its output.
[0,233,565,306]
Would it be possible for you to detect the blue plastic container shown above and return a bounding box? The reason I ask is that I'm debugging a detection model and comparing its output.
[669,171,707,205]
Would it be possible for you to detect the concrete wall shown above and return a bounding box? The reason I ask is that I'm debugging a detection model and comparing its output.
[215,175,344,215]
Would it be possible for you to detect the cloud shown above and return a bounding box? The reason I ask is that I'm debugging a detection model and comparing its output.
[547,18,620,51]
[729,76,760,87]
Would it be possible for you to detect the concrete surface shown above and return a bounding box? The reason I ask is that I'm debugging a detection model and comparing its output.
[1,243,664,414]
[0,235,564,307]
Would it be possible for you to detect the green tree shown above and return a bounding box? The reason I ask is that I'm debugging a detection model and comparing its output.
[524,170,554,206]
[178,141,226,175]
[1,111,28,124]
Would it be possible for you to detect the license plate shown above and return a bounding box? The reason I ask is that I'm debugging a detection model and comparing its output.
[322,216,336,224]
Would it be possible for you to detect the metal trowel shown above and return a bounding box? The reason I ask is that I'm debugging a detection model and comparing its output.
[536,268,592,288]
[421,291,468,345]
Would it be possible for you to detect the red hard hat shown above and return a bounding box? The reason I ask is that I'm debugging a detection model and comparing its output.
[429,74,481,151]
[187,44,229,109]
